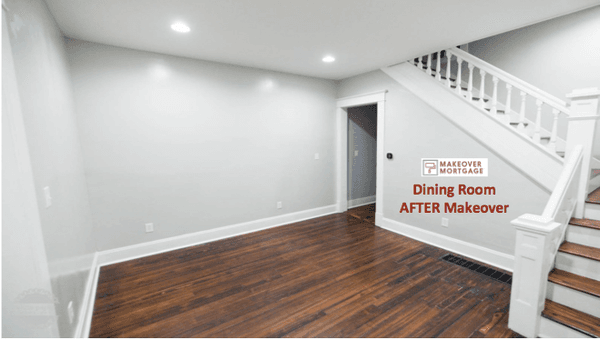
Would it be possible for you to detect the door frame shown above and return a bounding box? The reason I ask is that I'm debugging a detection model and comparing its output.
[335,90,387,226]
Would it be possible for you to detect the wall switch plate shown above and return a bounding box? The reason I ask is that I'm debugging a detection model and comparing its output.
[354,150,359,157]
[277,201,282,209]
[441,218,449,227]
[43,186,52,208]
[314,153,319,160]
[145,223,154,233]
[67,301,74,324]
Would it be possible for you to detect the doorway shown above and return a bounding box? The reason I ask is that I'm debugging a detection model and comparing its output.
[347,104,377,209]
[335,90,387,226]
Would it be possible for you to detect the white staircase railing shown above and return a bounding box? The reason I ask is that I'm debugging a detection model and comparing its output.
[507,145,582,338]
[412,47,571,159]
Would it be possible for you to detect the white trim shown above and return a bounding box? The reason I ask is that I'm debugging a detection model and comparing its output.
[336,91,387,223]
[380,217,514,272]
[336,90,387,108]
[97,204,337,267]
[347,195,376,209]
[567,115,600,121]
[376,100,385,225]
[75,252,99,338]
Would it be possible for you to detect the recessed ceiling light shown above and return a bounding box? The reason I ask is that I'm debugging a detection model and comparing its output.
[322,56,335,63]
[171,23,190,33]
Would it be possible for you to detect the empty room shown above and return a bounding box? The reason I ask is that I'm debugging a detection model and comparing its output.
[3,0,600,337]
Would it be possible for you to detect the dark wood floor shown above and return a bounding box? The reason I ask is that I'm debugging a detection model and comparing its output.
[90,204,521,337]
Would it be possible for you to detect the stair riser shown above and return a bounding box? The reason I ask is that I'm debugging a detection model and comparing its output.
[555,252,600,281]
[546,282,600,318]
[566,225,600,248]
[583,203,600,220]
[539,317,592,338]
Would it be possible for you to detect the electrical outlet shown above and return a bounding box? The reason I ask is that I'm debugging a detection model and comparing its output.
[145,223,154,233]
[314,153,319,160]
[43,186,52,208]
[67,301,74,324]
[441,218,449,228]
[354,150,358,157]
[277,201,282,209]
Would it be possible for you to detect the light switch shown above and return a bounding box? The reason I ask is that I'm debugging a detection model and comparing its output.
[354,150,359,157]
[315,153,319,160]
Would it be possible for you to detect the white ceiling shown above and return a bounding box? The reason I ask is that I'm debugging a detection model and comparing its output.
[45,0,600,80]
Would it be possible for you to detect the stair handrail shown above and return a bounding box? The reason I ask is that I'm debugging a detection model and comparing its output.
[448,47,570,115]
[507,144,583,338]
[542,145,583,221]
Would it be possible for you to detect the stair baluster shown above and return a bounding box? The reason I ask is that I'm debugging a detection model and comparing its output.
[426,54,432,75]
[479,70,486,109]
[467,63,474,101]
[436,51,441,81]
[533,99,543,144]
[548,108,559,153]
[455,57,463,94]
[418,56,423,71]
[445,50,452,88]
[491,76,499,116]
[505,84,513,125]
[518,91,527,133]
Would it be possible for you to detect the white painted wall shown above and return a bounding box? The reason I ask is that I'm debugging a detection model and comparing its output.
[337,70,549,256]
[468,5,600,157]
[2,9,59,336]
[347,105,377,201]
[65,39,337,251]
[3,0,96,337]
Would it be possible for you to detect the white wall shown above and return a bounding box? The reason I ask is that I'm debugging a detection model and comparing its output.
[468,5,600,157]
[65,39,337,251]
[3,0,96,337]
[2,9,59,336]
[347,105,377,202]
[337,70,549,256]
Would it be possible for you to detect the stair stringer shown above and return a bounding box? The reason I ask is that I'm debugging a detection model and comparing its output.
[382,62,563,192]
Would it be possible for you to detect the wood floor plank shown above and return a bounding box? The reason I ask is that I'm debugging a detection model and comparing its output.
[89,203,519,337]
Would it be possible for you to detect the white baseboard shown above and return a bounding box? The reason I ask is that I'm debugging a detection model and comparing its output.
[75,252,99,338]
[97,204,338,267]
[380,217,514,272]
[347,195,376,209]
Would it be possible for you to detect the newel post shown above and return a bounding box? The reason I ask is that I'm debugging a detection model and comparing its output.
[565,87,600,218]
[508,214,560,338]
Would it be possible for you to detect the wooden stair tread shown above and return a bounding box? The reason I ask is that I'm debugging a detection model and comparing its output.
[586,186,600,205]
[559,242,600,261]
[549,269,600,298]
[542,299,600,337]
[569,217,600,231]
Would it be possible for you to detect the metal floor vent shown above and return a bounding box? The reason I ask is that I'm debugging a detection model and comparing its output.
[441,254,512,284]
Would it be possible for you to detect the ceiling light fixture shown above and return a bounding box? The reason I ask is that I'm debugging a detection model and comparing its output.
[171,22,190,33]
[322,56,335,63]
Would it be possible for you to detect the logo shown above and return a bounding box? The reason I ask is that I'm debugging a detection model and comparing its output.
[421,159,438,176]
[421,158,488,177]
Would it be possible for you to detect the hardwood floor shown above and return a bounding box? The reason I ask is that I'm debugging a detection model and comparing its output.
[90,204,521,337]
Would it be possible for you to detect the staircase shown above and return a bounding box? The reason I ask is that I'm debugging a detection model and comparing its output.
[381,48,600,337]
[540,216,600,337]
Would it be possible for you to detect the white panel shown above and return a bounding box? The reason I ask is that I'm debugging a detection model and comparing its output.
[547,282,600,318]
[583,203,600,220]
[566,224,600,248]
[538,317,591,338]
[555,252,600,281]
